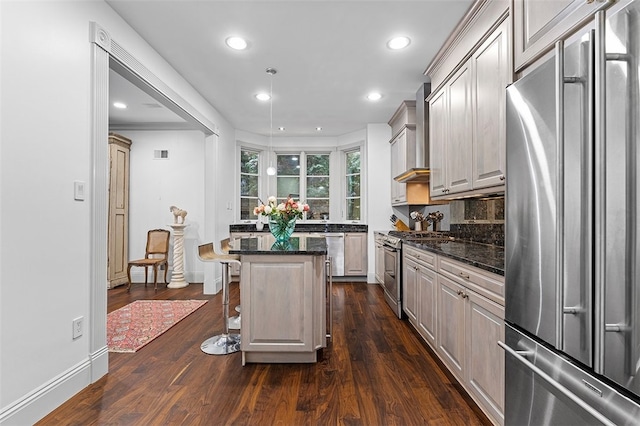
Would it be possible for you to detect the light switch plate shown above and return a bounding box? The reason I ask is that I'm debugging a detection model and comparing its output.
[74,181,85,201]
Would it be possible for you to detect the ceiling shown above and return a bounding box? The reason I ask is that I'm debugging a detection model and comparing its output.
[106,0,473,137]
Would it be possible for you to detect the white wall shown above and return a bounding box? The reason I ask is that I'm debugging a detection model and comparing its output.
[365,123,393,282]
[115,130,206,283]
[0,1,234,423]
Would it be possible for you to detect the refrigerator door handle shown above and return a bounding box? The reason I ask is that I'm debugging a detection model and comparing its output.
[498,341,617,426]
[594,9,607,374]
[559,31,596,363]
[605,323,625,332]
[555,40,566,351]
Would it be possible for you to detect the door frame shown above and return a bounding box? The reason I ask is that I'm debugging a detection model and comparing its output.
[89,21,218,381]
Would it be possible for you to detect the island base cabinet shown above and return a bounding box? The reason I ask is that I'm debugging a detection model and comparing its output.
[240,254,326,364]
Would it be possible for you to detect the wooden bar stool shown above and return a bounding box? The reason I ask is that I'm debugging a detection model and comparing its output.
[197,240,241,355]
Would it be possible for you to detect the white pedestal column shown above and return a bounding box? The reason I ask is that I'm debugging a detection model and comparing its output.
[168,223,189,288]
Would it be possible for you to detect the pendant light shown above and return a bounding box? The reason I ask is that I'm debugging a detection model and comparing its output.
[266,67,277,176]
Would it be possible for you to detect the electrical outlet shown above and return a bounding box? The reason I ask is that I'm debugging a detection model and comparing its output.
[72,317,83,339]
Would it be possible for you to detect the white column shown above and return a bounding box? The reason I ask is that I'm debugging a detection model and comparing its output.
[168,223,189,288]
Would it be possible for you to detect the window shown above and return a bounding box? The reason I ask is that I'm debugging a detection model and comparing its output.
[276,154,300,202]
[240,149,260,220]
[275,152,330,220]
[345,149,361,221]
[306,154,330,220]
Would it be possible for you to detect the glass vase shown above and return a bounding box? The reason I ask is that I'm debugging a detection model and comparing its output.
[269,216,296,242]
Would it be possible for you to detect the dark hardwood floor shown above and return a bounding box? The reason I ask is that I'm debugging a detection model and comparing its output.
[37,281,491,425]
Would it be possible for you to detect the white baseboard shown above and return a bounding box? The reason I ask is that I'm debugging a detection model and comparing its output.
[0,349,109,425]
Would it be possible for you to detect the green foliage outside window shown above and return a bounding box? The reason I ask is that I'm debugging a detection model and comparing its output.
[346,150,361,221]
[240,149,260,219]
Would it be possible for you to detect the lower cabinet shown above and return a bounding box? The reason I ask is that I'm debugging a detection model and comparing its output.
[403,245,505,425]
[403,247,438,349]
[344,232,368,276]
[466,288,505,424]
[416,263,438,349]
[437,275,466,381]
[403,255,419,324]
[374,238,385,284]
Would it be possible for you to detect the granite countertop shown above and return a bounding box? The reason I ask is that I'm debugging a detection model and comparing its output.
[230,223,368,233]
[403,239,504,276]
[228,235,328,255]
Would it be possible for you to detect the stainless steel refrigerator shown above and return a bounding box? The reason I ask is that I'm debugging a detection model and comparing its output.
[503,0,640,424]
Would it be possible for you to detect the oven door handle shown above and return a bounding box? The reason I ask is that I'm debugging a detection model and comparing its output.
[382,245,398,253]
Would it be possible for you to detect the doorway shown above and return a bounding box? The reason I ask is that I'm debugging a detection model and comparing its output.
[90,20,218,382]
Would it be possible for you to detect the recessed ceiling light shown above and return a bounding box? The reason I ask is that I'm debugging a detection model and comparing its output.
[316,127,322,131]
[225,36,247,50]
[387,36,411,50]
[113,102,127,109]
[278,127,285,131]
[367,92,382,101]
[255,93,271,101]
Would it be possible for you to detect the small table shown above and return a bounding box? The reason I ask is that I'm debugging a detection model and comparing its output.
[229,235,329,364]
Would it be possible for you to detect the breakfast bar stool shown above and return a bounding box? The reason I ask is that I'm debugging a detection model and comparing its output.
[221,238,241,330]
[197,240,241,355]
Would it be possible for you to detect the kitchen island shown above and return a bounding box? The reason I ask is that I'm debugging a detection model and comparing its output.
[229,235,328,365]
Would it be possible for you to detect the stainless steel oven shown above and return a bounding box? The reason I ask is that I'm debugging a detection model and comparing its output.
[380,234,402,319]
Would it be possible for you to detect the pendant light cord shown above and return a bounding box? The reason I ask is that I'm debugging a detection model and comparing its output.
[266,68,277,175]
[270,71,273,156]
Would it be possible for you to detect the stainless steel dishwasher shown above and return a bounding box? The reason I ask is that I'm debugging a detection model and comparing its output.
[313,233,344,276]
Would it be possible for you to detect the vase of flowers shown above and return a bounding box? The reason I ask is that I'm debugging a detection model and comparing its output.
[254,196,309,242]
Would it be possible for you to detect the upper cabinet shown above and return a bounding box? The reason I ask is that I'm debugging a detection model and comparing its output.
[429,88,447,196]
[471,18,509,189]
[513,0,615,71]
[447,62,474,195]
[427,2,510,200]
[388,100,442,206]
[390,123,416,205]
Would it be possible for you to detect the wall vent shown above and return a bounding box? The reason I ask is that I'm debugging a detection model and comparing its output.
[154,149,169,159]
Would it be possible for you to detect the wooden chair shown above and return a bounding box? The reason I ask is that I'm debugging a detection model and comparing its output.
[127,229,170,291]
[197,239,241,355]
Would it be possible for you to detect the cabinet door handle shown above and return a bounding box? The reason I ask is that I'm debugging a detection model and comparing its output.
[499,175,506,181]
[459,271,470,280]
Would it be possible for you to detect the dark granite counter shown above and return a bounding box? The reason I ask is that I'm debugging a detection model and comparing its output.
[229,235,327,255]
[230,223,368,233]
[403,239,504,276]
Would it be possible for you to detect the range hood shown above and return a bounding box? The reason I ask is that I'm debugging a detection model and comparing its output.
[394,168,430,183]
[395,83,431,183]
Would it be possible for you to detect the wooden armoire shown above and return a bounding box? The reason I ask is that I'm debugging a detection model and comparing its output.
[107,133,131,288]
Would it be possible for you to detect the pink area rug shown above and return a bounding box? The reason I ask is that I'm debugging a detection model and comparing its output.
[107,299,207,353]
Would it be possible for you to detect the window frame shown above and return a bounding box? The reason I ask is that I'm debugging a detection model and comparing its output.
[237,143,268,222]
[237,140,366,223]
[343,146,362,222]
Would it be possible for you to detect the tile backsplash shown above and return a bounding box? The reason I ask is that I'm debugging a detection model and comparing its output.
[393,196,505,246]
[449,197,504,246]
